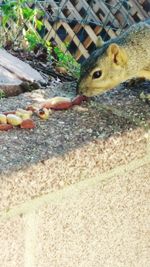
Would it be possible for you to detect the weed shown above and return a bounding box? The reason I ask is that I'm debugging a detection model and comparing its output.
[0,90,6,99]
[54,46,80,78]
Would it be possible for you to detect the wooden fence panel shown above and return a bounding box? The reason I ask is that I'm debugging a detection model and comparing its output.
[38,0,150,61]
[0,0,150,61]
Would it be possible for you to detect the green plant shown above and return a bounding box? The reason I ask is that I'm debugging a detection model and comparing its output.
[54,46,80,78]
[0,0,45,49]
[0,1,80,78]
[0,90,6,99]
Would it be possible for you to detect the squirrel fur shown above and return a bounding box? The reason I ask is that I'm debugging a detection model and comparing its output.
[77,20,150,97]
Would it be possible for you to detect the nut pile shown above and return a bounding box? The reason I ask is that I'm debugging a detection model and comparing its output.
[0,109,35,130]
[0,95,87,131]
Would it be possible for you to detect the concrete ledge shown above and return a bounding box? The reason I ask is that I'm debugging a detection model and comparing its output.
[0,127,148,211]
[0,215,25,267]
[0,82,150,266]
[36,163,150,267]
[0,159,149,267]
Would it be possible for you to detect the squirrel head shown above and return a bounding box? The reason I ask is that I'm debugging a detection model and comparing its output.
[77,41,128,97]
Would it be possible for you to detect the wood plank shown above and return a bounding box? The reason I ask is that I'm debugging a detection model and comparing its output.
[83,25,101,49]
[0,49,44,83]
[63,24,82,44]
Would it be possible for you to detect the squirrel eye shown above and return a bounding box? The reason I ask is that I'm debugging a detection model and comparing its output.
[92,70,102,79]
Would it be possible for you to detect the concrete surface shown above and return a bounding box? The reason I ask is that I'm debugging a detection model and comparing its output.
[36,163,150,267]
[0,80,150,266]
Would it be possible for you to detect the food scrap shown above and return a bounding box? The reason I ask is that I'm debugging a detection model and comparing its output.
[41,96,72,110]
[16,108,32,120]
[0,95,87,131]
[0,114,7,124]
[37,108,51,120]
[41,95,87,110]
[20,119,36,129]
[7,114,23,126]
[0,123,13,131]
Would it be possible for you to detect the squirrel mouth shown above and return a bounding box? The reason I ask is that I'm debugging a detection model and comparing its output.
[79,86,108,97]
[76,79,110,96]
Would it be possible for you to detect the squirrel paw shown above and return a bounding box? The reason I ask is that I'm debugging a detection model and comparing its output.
[127,78,146,87]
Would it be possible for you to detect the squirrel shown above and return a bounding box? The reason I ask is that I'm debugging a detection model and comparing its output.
[77,20,150,97]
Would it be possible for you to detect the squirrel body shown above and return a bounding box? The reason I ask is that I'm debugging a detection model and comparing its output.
[77,20,150,97]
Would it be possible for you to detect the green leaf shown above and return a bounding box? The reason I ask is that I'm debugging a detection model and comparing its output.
[22,7,35,19]
[36,20,43,31]
[2,15,9,27]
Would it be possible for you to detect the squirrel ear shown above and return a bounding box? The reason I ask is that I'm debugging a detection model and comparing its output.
[107,43,127,66]
[96,36,104,48]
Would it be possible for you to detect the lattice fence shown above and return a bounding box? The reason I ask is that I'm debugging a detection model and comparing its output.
[0,0,150,62]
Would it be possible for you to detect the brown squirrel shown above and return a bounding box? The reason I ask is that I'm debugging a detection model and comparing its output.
[77,20,150,97]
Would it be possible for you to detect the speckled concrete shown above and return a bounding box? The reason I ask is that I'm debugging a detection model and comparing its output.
[0,80,150,176]
[36,163,150,267]
[0,127,148,211]
[0,215,25,267]
[0,81,150,267]
[0,81,150,211]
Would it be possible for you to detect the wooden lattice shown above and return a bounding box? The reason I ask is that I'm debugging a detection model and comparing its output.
[38,0,150,61]
[1,0,150,62]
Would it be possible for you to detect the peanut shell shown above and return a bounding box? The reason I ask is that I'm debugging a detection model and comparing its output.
[42,96,72,110]
[16,108,32,120]
[20,119,36,129]
[0,124,13,131]
[37,108,50,120]
[0,114,7,124]
[7,114,22,126]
